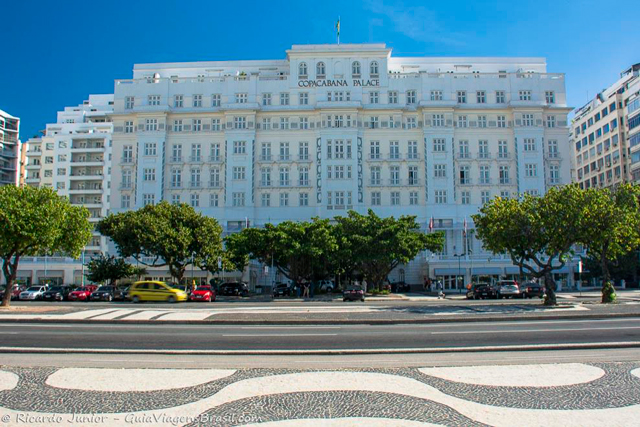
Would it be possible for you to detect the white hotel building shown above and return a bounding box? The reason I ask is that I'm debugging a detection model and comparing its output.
[108,43,574,290]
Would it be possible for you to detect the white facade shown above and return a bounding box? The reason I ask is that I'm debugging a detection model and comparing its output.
[0,109,20,186]
[13,95,114,286]
[101,44,572,289]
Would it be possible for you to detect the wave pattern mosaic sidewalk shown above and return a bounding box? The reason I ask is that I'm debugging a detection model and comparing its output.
[0,362,639,426]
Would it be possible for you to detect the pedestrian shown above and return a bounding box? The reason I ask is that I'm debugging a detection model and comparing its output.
[437,280,445,299]
[302,281,310,298]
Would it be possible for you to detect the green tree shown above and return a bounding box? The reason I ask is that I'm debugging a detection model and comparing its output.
[225,218,337,285]
[472,185,586,306]
[334,210,444,290]
[97,202,223,284]
[85,254,146,286]
[0,186,92,307]
[578,184,640,303]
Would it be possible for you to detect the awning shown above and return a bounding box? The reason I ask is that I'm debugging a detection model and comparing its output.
[504,266,573,274]
[470,267,503,275]
[434,268,463,276]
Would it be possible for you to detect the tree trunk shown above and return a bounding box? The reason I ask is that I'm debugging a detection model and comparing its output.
[1,257,19,308]
[543,270,557,306]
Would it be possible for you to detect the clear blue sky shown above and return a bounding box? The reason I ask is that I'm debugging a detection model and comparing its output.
[2,0,638,140]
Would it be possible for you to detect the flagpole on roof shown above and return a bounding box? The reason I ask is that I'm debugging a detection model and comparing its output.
[336,16,341,45]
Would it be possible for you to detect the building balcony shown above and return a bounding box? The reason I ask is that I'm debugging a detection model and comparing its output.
[278,155,293,162]
[70,146,104,153]
[457,153,471,159]
[297,155,311,162]
[478,179,493,185]
[477,152,492,160]
[168,156,183,164]
[189,156,203,163]
[497,153,511,160]
[69,188,103,194]
[189,182,202,189]
[120,158,135,165]
[69,173,103,180]
[258,155,273,162]
[119,183,133,189]
[258,181,272,188]
[208,181,222,189]
[459,179,472,185]
[209,155,222,163]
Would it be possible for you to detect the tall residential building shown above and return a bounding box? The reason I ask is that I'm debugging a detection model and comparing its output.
[570,64,640,188]
[15,95,114,286]
[0,109,20,186]
[110,43,574,290]
[625,65,640,181]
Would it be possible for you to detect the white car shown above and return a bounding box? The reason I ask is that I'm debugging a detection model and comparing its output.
[19,286,47,301]
[317,280,335,293]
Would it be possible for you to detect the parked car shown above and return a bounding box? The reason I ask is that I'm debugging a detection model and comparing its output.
[272,282,293,297]
[190,286,216,302]
[496,281,521,299]
[128,281,188,303]
[316,280,335,293]
[522,282,546,299]
[343,285,365,302]
[467,283,497,300]
[0,285,25,301]
[42,286,71,301]
[219,282,250,297]
[19,286,48,301]
[114,286,129,301]
[68,287,94,302]
[390,281,411,293]
[91,286,116,302]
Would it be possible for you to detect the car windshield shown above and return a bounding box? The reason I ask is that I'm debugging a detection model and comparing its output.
[26,287,41,292]
[48,287,63,292]
[97,287,112,292]
[195,287,211,291]
[346,286,363,291]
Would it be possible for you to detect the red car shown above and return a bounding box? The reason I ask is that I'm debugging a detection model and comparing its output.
[189,286,216,302]
[68,286,97,302]
[1,285,26,301]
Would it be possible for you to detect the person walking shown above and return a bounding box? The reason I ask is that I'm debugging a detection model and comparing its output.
[302,281,310,298]
[437,280,445,299]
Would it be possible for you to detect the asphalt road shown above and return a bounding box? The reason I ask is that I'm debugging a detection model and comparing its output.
[2,317,639,351]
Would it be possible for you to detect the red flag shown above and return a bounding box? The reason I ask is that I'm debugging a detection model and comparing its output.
[428,217,434,233]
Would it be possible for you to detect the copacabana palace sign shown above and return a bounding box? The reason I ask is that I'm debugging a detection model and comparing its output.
[298,79,380,88]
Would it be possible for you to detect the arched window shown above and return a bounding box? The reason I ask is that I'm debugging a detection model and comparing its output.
[316,62,326,78]
[352,61,361,77]
[298,62,308,78]
[370,61,379,76]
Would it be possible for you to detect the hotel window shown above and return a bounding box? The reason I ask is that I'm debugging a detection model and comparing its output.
[369,116,379,129]
[280,142,290,160]
[524,138,536,151]
[432,114,445,127]
[57,168,66,176]
[124,121,134,133]
[193,119,202,132]
[210,194,219,207]
[57,154,67,162]
[457,91,467,104]
[148,95,160,106]
[408,140,418,159]
[370,141,380,159]
[261,193,270,207]
[496,91,505,104]
[459,166,470,184]
[171,169,181,188]
[299,192,309,206]
[519,90,532,101]
[370,61,379,77]
[174,95,183,108]
[143,168,155,181]
[261,143,272,161]
[173,120,183,132]
[327,166,332,179]
[478,140,489,158]
[352,61,361,77]
[525,163,537,177]
[370,91,379,104]
[125,96,134,110]
[232,166,246,180]
[497,115,506,128]
[262,93,272,106]
[548,140,559,158]
[499,166,510,184]
[299,62,308,78]
[406,90,417,105]
[457,115,468,128]
[478,115,487,128]
[190,194,199,208]
[260,168,271,186]
[45,156,53,164]
[500,191,510,199]
[232,192,245,207]
[391,192,400,206]
[122,170,132,187]
[371,192,381,206]
[233,141,246,155]
[280,117,290,130]
[388,91,398,104]
[459,140,470,158]
[389,141,400,159]
[193,94,203,107]
[299,117,309,129]
[476,91,486,104]
[299,92,309,105]
[171,144,182,162]
[234,116,247,129]
[316,62,326,78]
[435,190,447,204]
[210,168,220,187]
[299,166,309,185]
[145,119,158,131]
[334,165,345,179]
[121,194,131,209]
[390,166,400,185]
[522,114,534,126]
[481,191,490,205]
[433,138,446,152]
[211,118,221,131]
[236,93,247,104]
[409,192,418,205]
[280,92,290,105]
[280,192,289,206]
[144,142,157,156]
[546,116,556,128]
[299,142,309,160]
[143,194,155,206]
[370,166,381,185]
[545,91,555,104]
[431,90,443,101]
[262,118,272,130]
[190,168,201,187]
[434,164,446,178]
[211,94,221,107]
[498,140,508,158]
[461,191,470,205]
[191,143,201,161]
[44,170,52,178]
[549,165,560,184]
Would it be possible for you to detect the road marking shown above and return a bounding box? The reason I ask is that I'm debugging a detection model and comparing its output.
[240,326,341,330]
[222,333,338,337]
[431,326,640,334]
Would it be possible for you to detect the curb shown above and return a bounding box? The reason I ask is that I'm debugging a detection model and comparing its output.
[0,311,639,325]
[1,341,639,355]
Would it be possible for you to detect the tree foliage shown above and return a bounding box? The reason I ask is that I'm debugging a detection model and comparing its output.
[334,210,444,290]
[472,185,587,305]
[97,201,223,283]
[85,254,146,286]
[0,186,92,307]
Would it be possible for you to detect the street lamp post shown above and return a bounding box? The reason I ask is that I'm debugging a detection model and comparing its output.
[453,252,466,293]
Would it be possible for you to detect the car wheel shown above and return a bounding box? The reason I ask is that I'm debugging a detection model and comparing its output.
[360,298,365,302]
[343,298,347,302]
[132,296,140,304]
[167,296,177,303]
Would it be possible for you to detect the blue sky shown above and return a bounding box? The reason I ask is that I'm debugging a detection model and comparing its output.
[2,0,638,139]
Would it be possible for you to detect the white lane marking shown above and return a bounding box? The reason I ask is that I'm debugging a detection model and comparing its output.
[431,326,640,334]
[240,326,342,330]
[410,317,640,328]
[59,309,118,320]
[89,310,136,320]
[121,310,169,320]
[222,333,338,337]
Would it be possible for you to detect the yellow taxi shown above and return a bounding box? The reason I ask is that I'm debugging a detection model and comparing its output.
[127,281,188,303]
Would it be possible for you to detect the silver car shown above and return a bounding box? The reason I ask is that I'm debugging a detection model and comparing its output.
[496,281,522,299]
[19,286,47,301]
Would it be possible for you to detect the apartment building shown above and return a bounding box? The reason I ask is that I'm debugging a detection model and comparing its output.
[0,109,20,186]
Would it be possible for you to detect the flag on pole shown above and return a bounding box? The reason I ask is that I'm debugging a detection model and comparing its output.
[428,217,434,233]
[463,217,468,237]
[336,17,340,44]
